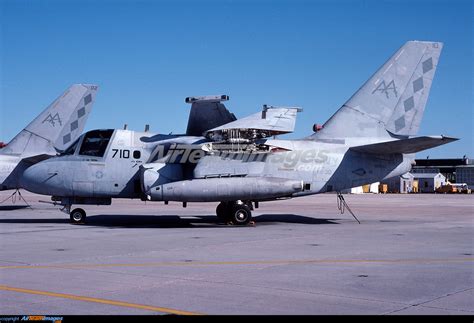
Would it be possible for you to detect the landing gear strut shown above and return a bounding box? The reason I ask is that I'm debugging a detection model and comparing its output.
[49,199,88,225]
[216,201,253,225]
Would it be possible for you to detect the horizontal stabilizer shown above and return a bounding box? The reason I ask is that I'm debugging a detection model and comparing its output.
[350,136,458,155]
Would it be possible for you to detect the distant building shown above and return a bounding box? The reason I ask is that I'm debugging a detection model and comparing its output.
[341,157,473,194]
[413,157,472,184]
[455,165,474,189]
[382,173,414,193]
[413,173,446,193]
[456,158,474,189]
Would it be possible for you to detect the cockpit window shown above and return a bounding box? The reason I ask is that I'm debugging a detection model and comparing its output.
[59,138,80,156]
[78,129,114,157]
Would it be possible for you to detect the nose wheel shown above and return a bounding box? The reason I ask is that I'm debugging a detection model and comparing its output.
[70,208,86,224]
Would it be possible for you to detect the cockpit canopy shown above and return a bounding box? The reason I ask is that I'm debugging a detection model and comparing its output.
[60,137,80,156]
[60,129,114,157]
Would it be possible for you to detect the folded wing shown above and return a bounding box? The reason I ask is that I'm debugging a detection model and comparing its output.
[205,106,302,140]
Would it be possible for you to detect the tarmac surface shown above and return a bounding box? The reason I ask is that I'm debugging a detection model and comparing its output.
[0,191,473,315]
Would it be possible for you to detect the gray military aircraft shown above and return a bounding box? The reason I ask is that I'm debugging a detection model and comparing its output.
[0,84,98,195]
[19,41,458,225]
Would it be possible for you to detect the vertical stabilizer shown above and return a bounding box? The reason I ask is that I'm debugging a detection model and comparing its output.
[313,41,443,139]
[1,84,98,157]
[185,95,236,136]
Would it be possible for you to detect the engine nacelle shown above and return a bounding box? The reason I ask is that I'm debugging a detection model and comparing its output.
[146,177,303,202]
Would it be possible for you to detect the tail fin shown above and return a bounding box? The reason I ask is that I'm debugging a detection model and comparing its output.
[314,41,443,139]
[185,95,237,136]
[1,84,98,157]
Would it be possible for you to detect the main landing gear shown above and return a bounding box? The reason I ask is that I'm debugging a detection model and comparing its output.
[216,201,253,225]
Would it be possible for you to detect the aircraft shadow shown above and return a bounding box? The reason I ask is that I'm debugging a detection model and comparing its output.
[0,213,339,228]
[0,205,30,211]
[0,218,69,224]
[255,214,339,225]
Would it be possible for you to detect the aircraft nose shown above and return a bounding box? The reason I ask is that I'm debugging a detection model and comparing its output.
[20,163,59,195]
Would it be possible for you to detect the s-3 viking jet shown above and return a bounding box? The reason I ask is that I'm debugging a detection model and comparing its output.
[0,84,98,194]
[20,41,457,225]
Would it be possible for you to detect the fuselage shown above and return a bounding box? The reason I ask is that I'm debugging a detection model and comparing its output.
[20,129,414,202]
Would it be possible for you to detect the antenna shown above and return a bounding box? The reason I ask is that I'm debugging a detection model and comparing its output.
[262,105,268,119]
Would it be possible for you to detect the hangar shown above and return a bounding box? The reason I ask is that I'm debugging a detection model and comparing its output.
[412,157,474,188]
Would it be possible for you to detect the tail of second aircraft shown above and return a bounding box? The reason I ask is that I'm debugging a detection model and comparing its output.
[0,84,98,158]
[312,41,443,140]
[185,95,237,136]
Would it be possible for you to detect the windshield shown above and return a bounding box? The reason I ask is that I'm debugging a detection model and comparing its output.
[78,129,114,157]
[59,137,80,156]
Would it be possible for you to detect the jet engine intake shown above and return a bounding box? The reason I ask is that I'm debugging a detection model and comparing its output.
[140,162,183,194]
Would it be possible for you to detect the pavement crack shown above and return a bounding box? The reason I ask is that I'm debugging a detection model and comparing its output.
[382,287,474,315]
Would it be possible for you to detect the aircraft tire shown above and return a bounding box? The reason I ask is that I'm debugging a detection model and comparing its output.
[230,203,252,225]
[216,202,232,222]
[70,208,86,224]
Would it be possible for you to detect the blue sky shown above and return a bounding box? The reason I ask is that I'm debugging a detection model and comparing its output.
[1,0,472,158]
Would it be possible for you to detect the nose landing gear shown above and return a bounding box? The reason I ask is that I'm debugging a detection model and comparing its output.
[59,204,87,224]
[69,208,86,224]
